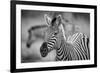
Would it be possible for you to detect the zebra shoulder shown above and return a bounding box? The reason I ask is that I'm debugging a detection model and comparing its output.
[67,32,89,44]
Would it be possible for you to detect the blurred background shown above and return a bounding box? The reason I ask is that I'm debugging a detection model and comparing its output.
[21,10,90,63]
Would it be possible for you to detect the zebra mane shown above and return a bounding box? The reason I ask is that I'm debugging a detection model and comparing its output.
[59,24,66,41]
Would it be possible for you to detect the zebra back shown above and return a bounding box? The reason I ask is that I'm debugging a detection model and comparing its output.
[56,32,90,61]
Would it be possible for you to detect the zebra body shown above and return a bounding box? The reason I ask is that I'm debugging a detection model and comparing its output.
[40,14,90,61]
[56,32,90,61]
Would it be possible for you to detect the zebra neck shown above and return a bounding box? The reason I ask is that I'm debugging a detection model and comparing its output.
[56,38,70,61]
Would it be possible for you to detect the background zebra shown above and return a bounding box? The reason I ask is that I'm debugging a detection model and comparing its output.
[40,14,90,61]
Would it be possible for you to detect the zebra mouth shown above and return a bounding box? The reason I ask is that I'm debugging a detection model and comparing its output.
[40,42,48,57]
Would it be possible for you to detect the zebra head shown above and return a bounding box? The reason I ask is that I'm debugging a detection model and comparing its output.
[40,14,65,57]
[26,25,47,48]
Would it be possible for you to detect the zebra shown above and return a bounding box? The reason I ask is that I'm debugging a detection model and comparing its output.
[40,14,90,61]
[26,25,47,48]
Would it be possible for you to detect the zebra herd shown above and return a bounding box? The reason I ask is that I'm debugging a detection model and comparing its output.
[40,14,90,61]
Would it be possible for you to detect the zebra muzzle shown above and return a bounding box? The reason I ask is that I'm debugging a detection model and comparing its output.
[40,42,48,57]
[26,40,33,48]
[26,43,31,48]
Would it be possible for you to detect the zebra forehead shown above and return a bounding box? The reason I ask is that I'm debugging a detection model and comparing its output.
[45,27,57,34]
[51,17,57,25]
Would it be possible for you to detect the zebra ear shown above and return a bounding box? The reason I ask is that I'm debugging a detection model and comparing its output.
[56,15,62,26]
[44,14,51,26]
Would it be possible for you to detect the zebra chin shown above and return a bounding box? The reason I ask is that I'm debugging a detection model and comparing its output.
[40,42,48,57]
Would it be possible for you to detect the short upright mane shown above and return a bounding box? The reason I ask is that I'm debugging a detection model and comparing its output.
[51,17,57,26]
[59,23,67,41]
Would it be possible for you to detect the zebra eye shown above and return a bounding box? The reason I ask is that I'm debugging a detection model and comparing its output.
[54,32,58,35]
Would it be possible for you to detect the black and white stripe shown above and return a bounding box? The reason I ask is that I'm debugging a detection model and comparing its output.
[56,32,90,61]
[40,14,90,61]
[47,35,57,52]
